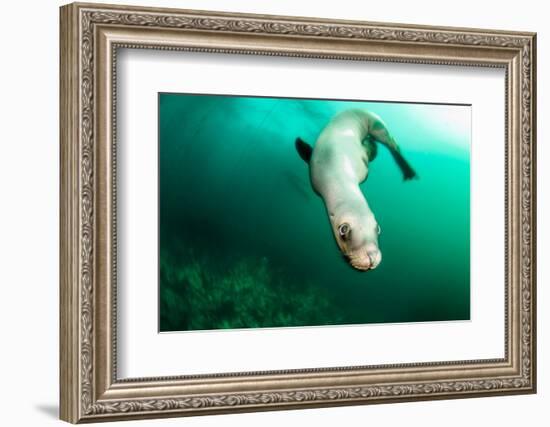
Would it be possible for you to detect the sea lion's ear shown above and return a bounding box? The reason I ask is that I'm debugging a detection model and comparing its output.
[295,137,313,163]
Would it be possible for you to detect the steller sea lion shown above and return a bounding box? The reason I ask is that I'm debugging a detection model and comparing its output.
[296,108,417,271]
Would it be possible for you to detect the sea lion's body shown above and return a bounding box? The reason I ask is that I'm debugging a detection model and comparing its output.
[295,109,416,271]
[310,109,376,196]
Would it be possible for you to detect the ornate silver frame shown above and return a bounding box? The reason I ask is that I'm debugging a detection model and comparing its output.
[60,2,537,423]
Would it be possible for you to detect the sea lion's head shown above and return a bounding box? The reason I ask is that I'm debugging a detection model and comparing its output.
[330,208,382,271]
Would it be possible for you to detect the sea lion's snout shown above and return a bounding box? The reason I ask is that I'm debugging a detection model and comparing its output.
[348,244,382,271]
[335,220,382,271]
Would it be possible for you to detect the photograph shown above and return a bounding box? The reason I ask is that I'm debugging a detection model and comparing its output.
[57,2,536,422]
[159,94,471,332]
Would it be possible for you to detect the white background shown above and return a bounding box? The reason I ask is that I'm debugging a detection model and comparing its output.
[0,0,546,426]
[118,50,504,377]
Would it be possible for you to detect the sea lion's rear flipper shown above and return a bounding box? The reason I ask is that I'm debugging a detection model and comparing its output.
[389,149,417,181]
[295,137,313,163]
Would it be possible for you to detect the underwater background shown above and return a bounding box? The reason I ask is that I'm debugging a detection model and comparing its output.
[159,93,471,332]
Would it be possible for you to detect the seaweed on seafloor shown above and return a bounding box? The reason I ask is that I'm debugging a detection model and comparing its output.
[159,248,343,332]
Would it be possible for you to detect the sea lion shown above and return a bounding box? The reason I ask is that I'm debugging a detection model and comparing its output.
[296,108,416,271]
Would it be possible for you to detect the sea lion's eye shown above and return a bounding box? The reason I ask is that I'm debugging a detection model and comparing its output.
[338,223,351,240]
[376,224,381,235]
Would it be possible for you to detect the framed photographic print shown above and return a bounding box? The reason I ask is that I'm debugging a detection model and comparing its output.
[59,2,537,423]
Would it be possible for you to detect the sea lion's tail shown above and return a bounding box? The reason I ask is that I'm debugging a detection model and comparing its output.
[389,149,417,180]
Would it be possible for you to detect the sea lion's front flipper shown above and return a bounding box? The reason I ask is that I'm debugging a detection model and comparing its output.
[364,136,378,162]
[295,137,313,163]
[389,149,417,180]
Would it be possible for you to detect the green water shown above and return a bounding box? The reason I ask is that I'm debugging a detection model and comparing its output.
[159,93,471,332]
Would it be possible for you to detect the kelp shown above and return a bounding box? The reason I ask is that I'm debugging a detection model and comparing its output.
[159,249,343,331]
